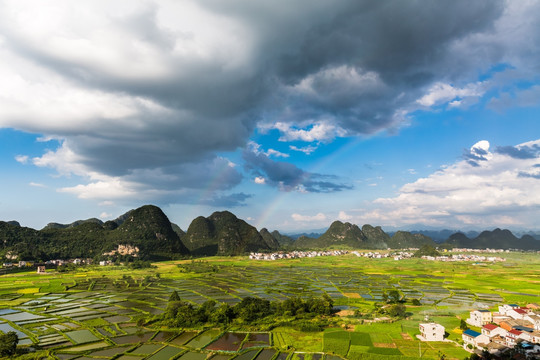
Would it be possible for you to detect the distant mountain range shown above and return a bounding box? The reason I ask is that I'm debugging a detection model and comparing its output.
[0,205,538,262]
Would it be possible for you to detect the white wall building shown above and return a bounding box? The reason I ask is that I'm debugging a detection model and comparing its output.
[418,323,445,341]
[467,309,493,327]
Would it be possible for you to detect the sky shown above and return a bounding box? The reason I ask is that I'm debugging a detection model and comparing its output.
[1,0,540,233]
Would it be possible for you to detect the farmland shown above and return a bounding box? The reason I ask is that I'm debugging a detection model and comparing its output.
[0,252,538,359]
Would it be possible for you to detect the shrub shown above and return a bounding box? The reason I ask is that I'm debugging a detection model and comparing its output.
[0,331,18,357]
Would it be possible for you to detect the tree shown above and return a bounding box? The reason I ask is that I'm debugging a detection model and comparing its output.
[0,331,18,357]
[234,297,271,322]
[169,290,180,302]
[460,319,468,330]
[388,290,401,303]
[195,300,217,323]
[209,304,234,325]
[413,245,441,258]
[386,304,406,318]
[281,296,306,316]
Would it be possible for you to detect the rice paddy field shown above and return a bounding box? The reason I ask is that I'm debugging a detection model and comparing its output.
[0,252,538,359]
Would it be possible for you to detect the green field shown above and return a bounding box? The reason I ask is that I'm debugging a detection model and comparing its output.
[0,252,538,359]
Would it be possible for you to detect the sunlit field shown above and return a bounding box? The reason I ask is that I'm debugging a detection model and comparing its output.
[0,252,538,359]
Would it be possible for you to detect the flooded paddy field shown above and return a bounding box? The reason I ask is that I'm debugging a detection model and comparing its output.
[0,253,537,359]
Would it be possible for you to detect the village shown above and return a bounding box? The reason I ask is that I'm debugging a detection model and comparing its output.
[419,253,506,262]
[249,250,349,260]
[249,249,508,262]
[419,303,540,358]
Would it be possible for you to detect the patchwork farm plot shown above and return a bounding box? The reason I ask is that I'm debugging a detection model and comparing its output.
[0,253,537,359]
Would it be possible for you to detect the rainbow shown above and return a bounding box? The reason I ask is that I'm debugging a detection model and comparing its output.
[254,138,362,230]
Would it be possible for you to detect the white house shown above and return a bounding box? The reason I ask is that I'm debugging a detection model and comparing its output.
[462,329,490,350]
[530,331,540,344]
[505,329,523,347]
[498,304,520,316]
[467,309,493,327]
[525,314,540,330]
[481,324,507,338]
[418,323,445,341]
[507,308,530,320]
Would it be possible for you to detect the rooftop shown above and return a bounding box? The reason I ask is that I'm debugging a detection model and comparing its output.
[483,324,498,331]
[464,329,481,337]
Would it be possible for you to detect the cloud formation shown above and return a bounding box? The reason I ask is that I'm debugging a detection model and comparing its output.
[1,0,539,209]
[243,144,352,193]
[361,139,540,228]
[292,213,327,222]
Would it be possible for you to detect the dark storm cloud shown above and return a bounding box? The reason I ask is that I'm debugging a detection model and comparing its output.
[262,0,505,135]
[243,148,352,193]
[0,0,516,198]
[123,158,243,191]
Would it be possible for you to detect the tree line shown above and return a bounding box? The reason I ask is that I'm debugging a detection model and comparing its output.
[158,292,335,331]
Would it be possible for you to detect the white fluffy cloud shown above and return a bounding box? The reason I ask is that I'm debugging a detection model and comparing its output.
[338,211,353,221]
[416,82,486,108]
[99,212,112,219]
[292,212,327,222]
[364,139,540,228]
[269,122,347,143]
[289,145,318,155]
[15,155,29,164]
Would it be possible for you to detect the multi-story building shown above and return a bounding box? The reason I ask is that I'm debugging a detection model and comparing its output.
[418,323,445,341]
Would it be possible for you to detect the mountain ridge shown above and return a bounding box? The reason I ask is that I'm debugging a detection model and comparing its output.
[0,205,539,262]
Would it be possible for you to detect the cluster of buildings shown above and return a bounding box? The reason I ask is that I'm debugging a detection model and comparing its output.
[249,249,509,262]
[451,248,510,253]
[2,258,92,269]
[418,304,540,358]
[421,254,506,262]
[463,304,540,356]
[102,244,140,257]
[353,251,393,258]
[249,250,348,260]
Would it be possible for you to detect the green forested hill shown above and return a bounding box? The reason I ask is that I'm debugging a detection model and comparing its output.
[0,205,189,261]
[387,231,435,249]
[183,211,271,256]
[294,221,437,250]
[295,221,388,249]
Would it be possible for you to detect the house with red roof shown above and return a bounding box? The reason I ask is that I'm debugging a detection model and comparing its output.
[499,304,520,315]
[508,307,530,320]
[506,329,522,347]
[482,323,507,338]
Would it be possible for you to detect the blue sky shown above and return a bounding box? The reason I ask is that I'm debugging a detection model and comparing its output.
[1,0,540,232]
